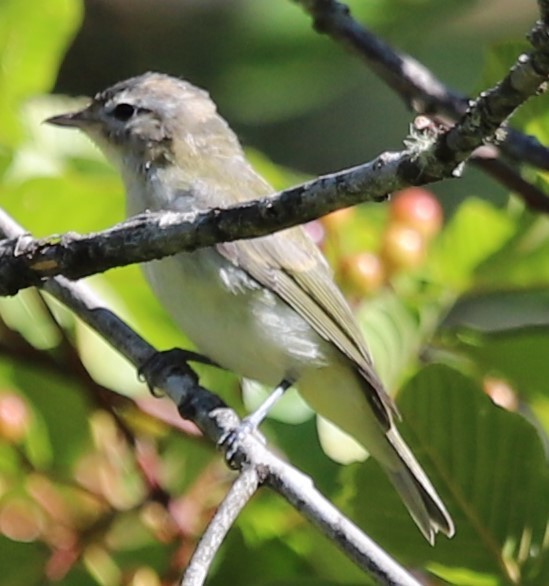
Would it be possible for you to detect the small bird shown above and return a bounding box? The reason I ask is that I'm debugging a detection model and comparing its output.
[47,72,454,543]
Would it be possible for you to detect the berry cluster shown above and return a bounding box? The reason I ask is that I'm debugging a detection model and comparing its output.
[320,187,443,296]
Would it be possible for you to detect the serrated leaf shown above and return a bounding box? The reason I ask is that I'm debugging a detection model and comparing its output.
[344,364,549,585]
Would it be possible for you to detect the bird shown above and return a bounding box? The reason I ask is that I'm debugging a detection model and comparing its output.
[47,72,454,543]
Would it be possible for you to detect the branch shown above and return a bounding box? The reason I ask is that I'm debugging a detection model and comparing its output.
[471,148,549,213]
[297,0,465,117]
[540,0,549,25]
[0,208,421,586]
[427,19,549,174]
[295,0,549,171]
[182,468,260,586]
[0,152,398,294]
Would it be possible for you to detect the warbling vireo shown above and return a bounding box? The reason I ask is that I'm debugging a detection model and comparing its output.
[47,72,454,543]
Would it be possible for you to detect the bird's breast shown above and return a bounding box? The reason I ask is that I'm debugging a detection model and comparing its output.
[141,248,329,384]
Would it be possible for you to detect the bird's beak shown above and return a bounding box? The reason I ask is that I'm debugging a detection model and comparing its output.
[45,107,95,129]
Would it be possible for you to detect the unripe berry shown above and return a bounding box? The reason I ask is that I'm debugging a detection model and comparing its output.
[381,223,426,272]
[341,252,385,294]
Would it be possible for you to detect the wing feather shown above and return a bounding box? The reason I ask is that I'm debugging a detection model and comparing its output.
[217,226,398,428]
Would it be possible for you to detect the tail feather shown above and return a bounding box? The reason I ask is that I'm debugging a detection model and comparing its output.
[296,367,454,542]
[385,428,455,544]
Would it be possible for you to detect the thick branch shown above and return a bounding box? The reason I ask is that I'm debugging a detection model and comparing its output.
[295,0,549,171]
[0,152,398,294]
[1,14,546,295]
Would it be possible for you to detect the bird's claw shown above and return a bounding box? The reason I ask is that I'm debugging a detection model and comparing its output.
[219,418,265,468]
[138,348,209,396]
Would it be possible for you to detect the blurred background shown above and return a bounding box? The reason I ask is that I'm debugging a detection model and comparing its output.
[0,1,548,585]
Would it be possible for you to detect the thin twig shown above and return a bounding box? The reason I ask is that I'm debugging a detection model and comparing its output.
[181,468,260,586]
[471,151,549,213]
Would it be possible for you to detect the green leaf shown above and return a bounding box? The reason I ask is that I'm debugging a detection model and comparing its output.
[475,215,549,290]
[0,174,123,237]
[355,290,424,391]
[429,198,515,290]
[343,364,549,585]
[0,537,48,586]
[0,0,83,145]
[442,290,549,333]
[453,326,549,402]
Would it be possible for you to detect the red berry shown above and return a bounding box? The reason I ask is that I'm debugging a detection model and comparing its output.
[390,188,443,239]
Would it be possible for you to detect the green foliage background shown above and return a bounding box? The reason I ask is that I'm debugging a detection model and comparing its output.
[0,1,548,585]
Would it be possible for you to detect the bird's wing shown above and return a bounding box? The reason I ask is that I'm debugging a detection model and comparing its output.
[217,226,397,429]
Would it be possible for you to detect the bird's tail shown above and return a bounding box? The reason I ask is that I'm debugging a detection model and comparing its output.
[383,426,454,544]
[296,366,454,542]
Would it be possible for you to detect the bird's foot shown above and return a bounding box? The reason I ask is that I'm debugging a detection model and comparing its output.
[218,416,266,468]
[138,348,217,396]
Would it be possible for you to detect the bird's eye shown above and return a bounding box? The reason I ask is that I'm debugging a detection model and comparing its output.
[111,103,135,121]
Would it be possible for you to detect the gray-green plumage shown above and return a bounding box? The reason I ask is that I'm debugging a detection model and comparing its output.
[47,72,454,543]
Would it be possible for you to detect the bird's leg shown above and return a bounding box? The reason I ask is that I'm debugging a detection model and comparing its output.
[243,378,294,430]
[220,378,294,464]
